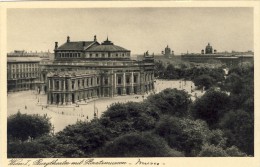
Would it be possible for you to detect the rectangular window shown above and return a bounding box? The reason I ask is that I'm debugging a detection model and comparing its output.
[72,81,75,90]
[65,80,68,90]
[105,78,108,85]
[126,76,130,84]
[96,54,98,57]
[118,77,122,84]
[134,75,137,83]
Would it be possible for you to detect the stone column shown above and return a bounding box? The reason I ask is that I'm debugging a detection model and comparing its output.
[59,94,62,105]
[63,80,66,91]
[110,74,114,97]
[53,94,57,104]
[52,79,55,91]
[63,94,66,104]
[68,79,71,91]
[114,73,117,96]
[48,79,51,91]
[59,80,61,91]
[140,72,144,94]
[131,72,134,94]
[68,93,72,105]
[122,72,126,95]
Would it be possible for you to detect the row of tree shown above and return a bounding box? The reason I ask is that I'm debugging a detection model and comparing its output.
[155,61,226,90]
[8,64,254,157]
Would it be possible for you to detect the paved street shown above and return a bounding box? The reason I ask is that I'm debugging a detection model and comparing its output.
[8,79,204,133]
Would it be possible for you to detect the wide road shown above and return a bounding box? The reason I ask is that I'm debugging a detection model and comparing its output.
[7,79,204,133]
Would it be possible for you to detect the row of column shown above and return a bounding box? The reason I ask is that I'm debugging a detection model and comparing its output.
[48,77,98,91]
[48,88,99,105]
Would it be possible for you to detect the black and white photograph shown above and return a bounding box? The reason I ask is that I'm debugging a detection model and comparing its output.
[1,1,260,167]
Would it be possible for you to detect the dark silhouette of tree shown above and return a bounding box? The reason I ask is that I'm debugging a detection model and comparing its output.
[97,132,183,157]
[219,110,254,155]
[8,112,52,142]
[146,88,191,117]
[155,116,210,156]
[190,89,230,128]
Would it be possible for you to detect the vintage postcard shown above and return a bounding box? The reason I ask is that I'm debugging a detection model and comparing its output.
[0,1,260,167]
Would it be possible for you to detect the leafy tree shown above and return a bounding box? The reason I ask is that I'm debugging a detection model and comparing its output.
[100,102,158,137]
[224,73,243,94]
[207,129,227,148]
[8,112,52,142]
[164,64,180,79]
[8,135,62,158]
[154,61,166,78]
[146,88,191,117]
[155,116,210,156]
[56,120,109,157]
[96,132,183,157]
[198,144,247,157]
[193,74,214,90]
[225,146,247,157]
[190,89,230,128]
[198,144,228,157]
[219,110,254,155]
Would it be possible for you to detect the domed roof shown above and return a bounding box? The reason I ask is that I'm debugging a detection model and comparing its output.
[206,43,213,49]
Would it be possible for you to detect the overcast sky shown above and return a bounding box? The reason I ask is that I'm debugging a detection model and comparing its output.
[7,8,253,55]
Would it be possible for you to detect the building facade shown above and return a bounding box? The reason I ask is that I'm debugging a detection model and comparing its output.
[7,50,53,92]
[7,51,42,92]
[42,36,155,105]
[181,43,253,67]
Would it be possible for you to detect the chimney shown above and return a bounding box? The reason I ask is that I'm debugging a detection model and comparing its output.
[67,36,70,43]
[55,42,58,49]
[201,49,204,54]
[94,35,97,42]
[214,49,217,54]
[83,41,86,47]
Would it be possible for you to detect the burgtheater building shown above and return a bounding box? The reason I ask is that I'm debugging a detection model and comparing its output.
[42,36,155,105]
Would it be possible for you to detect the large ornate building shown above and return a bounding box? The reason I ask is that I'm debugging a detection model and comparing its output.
[181,43,253,67]
[40,36,155,105]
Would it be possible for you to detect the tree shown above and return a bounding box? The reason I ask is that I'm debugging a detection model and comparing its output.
[224,73,243,94]
[56,120,109,157]
[155,116,210,156]
[219,110,254,155]
[154,61,166,78]
[198,144,247,157]
[96,132,183,157]
[8,112,52,142]
[164,64,179,79]
[146,88,191,117]
[190,89,230,128]
[198,144,228,157]
[100,102,158,137]
[8,135,62,158]
[193,74,214,90]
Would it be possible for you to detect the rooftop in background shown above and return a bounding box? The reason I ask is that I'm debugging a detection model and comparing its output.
[7,50,54,62]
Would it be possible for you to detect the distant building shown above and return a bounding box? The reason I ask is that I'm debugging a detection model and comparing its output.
[162,45,174,58]
[39,36,155,105]
[7,50,42,92]
[181,43,253,67]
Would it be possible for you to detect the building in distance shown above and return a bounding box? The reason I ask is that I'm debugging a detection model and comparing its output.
[181,43,253,67]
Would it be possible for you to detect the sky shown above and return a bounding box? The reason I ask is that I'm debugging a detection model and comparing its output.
[7,8,253,55]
